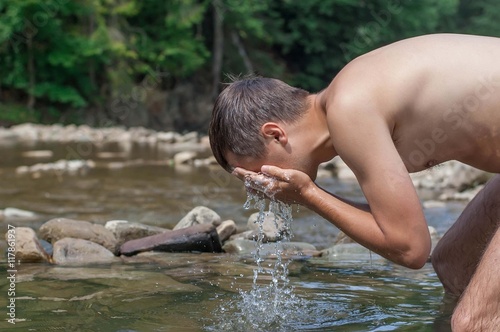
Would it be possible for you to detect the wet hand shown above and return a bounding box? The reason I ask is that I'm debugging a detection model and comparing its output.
[232,165,315,205]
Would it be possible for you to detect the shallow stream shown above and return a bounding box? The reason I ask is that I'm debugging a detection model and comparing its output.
[0,146,467,331]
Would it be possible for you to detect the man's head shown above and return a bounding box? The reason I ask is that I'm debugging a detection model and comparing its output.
[209,76,310,173]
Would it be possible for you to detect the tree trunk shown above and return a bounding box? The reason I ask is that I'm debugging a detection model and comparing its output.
[27,35,36,110]
[211,0,224,100]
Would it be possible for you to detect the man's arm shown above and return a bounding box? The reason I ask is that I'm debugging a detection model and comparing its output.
[241,104,431,268]
[319,103,430,268]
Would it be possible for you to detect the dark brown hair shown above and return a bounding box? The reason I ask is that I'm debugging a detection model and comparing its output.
[209,76,310,172]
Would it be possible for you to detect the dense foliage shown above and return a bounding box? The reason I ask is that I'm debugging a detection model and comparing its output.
[0,0,498,130]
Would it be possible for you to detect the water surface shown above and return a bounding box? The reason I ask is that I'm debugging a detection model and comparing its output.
[0,145,465,331]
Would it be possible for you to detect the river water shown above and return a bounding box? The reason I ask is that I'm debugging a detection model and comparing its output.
[0,145,466,331]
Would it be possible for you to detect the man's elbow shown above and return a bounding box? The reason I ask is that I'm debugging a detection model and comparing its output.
[400,243,431,269]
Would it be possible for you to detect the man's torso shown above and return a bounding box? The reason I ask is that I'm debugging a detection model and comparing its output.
[322,33,500,173]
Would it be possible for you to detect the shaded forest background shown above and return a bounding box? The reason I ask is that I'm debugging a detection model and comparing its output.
[0,0,499,132]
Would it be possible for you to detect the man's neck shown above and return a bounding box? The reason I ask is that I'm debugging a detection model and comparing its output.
[304,94,337,163]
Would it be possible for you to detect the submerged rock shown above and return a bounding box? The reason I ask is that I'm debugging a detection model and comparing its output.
[173,206,221,230]
[120,223,222,256]
[104,220,170,246]
[52,238,120,265]
[39,218,118,254]
[222,239,320,258]
[216,220,238,243]
[5,227,51,263]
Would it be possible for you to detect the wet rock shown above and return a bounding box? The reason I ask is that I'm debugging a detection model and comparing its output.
[3,207,38,222]
[320,243,386,262]
[104,220,170,246]
[10,123,39,142]
[228,230,256,241]
[428,226,441,259]
[39,239,53,257]
[177,131,198,143]
[173,151,197,166]
[4,207,37,218]
[334,158,356,180]
[120,223,222,256]
[15,160,96,176]
[21,150,54,159]
[333,231,356,245]
[173,206,221,230]
[193,156,218,167]
[247,211,285,242]
[39,218,118,254]
[223,239,320,258]
[4,227,51,263]
[156,131,179,143]
[411,161,491,194]
[52,238,120,265]
[438,185,484,201]
[216,220,237,243]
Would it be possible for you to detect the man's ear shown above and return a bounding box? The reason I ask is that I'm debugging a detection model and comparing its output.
[260,122,288,145]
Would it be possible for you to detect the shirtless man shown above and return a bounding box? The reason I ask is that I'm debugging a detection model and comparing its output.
[208,33,500,331]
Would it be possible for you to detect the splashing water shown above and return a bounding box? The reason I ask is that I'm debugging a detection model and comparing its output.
[210,176,307,331]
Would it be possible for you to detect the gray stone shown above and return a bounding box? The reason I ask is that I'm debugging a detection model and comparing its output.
[216,220,237,243]
[222,239,319,258]
[177,131,198,143]
[39,218,118,254]
[3,207,38,221]
[333,231,356,245]
[173,151,197,165]
[320,243,384,262]
[247,211,285,242]
[4,227,51,263]
[173,206,221,230]
[21,150,54,159]
[120,223,222,256]
[52,238,119,265]
[104,220,170,246]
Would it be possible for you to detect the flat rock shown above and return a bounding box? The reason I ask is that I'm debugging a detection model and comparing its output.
[173,206,221,230]
[5,227,51,263]
[105,220,169,246]
[222,239,320,258]
[120,223,222,256]
[52,238,120,265]
[320,243,385,262]
[39,218,118,254]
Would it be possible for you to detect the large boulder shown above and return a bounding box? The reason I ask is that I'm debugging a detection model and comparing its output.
[173,206,221,230]
[52,238,119,265]
[39,218,118,254]
[4,227,51,263]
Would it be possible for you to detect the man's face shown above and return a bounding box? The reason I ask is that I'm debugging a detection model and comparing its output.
[225,150,318,181]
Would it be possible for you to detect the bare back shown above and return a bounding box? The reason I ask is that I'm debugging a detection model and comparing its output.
[323,34,500,173]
